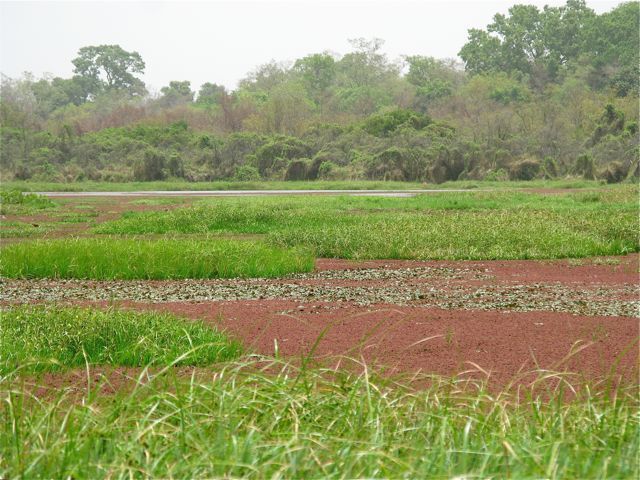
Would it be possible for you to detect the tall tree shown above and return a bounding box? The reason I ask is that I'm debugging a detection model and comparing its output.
[159,81,194,107]
[404,56,462,112]
[581,1,639,95]
[459,1,596,87]
[196,82,227,106]
[293,53,336,108]
[72,45,146,99]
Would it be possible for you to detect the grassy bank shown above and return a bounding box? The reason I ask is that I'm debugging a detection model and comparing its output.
[1,358,637,479]
[95,187,639,260]
[0,238,314,279]
[0,306,242,373]
[3,178,605,192]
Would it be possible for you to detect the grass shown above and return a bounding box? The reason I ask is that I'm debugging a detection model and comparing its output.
[0,238,314,279]
[1,357,637,478]
[0,221,52,238]
[2,178,607,192]
[94,187,639,260]
[0,305,242,373]
[50,211,99,223]
[0,189,56,215]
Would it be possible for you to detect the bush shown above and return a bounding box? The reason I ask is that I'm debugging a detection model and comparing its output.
[509,159,541,180]
[134,148,167,181]
[284,159,311,181]
[542,157,558,178]
[255,136,311,177]
[167,152,185,178]
[483,169,509,181]
[318,161,336,180]
[361,109,431,137]
[234,164,261,181]
[574,154,595,180]
[600,161,628,184]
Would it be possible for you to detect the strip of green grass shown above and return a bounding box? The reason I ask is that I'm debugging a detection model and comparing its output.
[0,238,314,279]
[271,209,637,260]
[0,221,52,238]
[0,305,242,373]
[0,189,57,215]
[1,359,637,478]
[4,178,606,192]
[95,188,639,260]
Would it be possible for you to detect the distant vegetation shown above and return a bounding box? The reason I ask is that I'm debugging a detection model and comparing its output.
[1,1,638,184]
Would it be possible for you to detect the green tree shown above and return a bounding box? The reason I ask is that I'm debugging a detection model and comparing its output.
[159,81,194,107]
[293,53,336,109]
[196,82,226,106]
[459,1,596,87]
[404,56,462,112]
[581,1,639,95]
[72,45,146,99]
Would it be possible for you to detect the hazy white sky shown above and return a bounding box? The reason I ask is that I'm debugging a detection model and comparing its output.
[0,0,623,93]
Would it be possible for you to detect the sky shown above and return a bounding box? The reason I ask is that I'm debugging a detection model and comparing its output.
[0,0,623,93]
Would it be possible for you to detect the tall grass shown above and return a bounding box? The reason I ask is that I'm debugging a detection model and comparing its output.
[1,358,637,478]
[0,305,242,373]
[0,238,314,279]
[94,188,639,260]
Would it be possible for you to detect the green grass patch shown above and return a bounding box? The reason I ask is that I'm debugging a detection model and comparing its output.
[0,305,242,373]
[0,189,56,215]
[0,221,51,238]
[95,187,639,260]
[127,197,189,206]
[50,211,99,223]
[0,238,314,279]
[1,359,637,478]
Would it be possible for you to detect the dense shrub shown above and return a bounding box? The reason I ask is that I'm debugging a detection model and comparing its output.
[574,154,595,180]
[255,136,311,177]
[361,109,431,137]
[600,161,628,184]
[284,158,311,181]
[134,148,167,181]
[234,164,261,181]
[510,159,541,181]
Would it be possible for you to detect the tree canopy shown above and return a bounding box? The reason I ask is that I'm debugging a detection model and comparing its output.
[72,44,146,99]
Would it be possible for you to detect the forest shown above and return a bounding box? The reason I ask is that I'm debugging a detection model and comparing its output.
[0,0,638,184]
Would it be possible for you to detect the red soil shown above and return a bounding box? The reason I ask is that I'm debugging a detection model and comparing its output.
[119,299,638,387]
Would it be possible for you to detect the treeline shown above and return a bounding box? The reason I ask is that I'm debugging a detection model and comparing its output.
[1,1,638,183]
